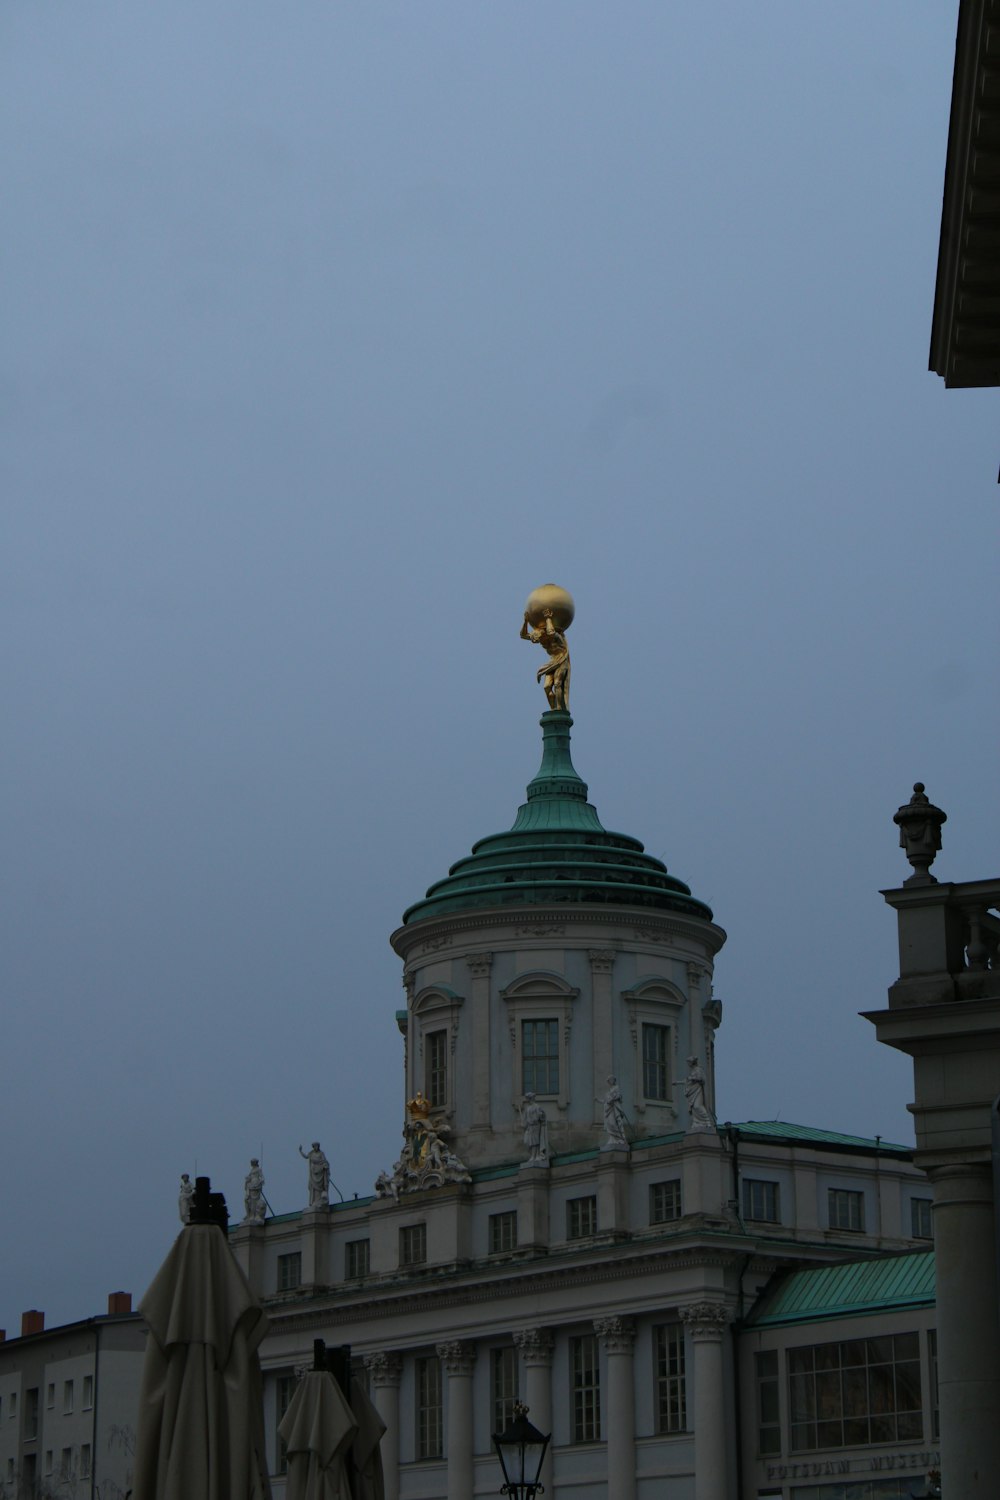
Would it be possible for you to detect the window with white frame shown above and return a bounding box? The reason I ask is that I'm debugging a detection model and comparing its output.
[522,1019,559,1095]
[743,1178,781,1223]
[654,1324,687,1433]
[275,1373,296,1475]
[400,1223,427,1267]
[80,1445,92,1480]
[44,1451,53,1478]
[828,1188,865,1232]
[345,1239,370,1278]
[503,973,578,1111]
[277,1252,302,1291]
[911,1197,933,1239]
[60,1448,72,1479]
[415,1355,443,1459]
[63,1380,73,1414]
[46,1384,54,1410]
[489,1211,517,1254]
[567,1195,597,1239]
[649,1179,682,1224]
[756,1349,780,1455]
[82,1374,93,1410]
[491,1346,519,1435]
[623,979,683,1117]
[570,1334,600,1442]
[412,986,463,1116]
[641,1023,670,1101]
[425,1029,448,1108]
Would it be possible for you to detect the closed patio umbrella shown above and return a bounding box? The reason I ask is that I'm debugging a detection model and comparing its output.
[278,1343,358,1500]
[134,1177,272,1500]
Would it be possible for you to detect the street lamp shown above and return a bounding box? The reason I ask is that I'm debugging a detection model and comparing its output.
[492,1401,550,1499]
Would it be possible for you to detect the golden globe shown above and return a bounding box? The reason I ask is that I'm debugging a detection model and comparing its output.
[524,584,575,632]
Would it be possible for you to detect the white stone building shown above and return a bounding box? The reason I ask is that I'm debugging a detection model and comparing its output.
[234,707,937,1500]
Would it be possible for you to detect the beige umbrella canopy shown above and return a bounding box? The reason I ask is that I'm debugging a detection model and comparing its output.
[278,1366,357,1500]
[134,1178,272,1500]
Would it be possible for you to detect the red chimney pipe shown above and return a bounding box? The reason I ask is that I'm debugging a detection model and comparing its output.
[107,1291,132,1316]
[21,1310,44,1337]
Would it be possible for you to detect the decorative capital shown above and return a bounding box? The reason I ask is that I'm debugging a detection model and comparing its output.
[364,1350,402,1388]
[512,1327,554,1367]
[436,1339,475,1375]
[894,782,947,886]
[467,951,494,978]
[686,963,703,990]
[593,1315,635,1353]
[680,1300,732,1340]
[588,949,616,974]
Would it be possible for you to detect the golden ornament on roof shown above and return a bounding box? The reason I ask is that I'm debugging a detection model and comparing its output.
[520,583,574,711]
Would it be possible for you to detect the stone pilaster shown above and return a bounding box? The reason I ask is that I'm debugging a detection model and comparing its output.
[595,1317,636,1500]
[364,1352,401,1500]
[437,1341,475,1500]
[680,1301,733,1500]
[589,949,616,1122]
[467,952,493,1129]
[513,1328,554,1495]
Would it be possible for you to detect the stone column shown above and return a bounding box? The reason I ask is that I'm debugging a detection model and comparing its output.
[514,1328,554,1495]
[589,950,616,1121]
[437,1341,475,1500]
[680,1301,732,1500]
[927,1164,1000,1494]
[467,952,493,1130]
[364,1352,402,1500]
[595,1317,636,1500]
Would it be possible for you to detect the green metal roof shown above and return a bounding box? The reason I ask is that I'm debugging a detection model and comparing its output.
[402,710,712,926]
[731,1121,912,1155]
[745,1251,935,1327]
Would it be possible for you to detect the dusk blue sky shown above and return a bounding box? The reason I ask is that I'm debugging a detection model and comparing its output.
[3,3,997,1330]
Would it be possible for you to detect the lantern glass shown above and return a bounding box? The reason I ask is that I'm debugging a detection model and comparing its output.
[493,1404,550,1498]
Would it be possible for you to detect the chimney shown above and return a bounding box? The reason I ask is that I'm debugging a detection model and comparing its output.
[21,1310,44,1337]
[0,1330,6,1343]
[107,1291,132,1316]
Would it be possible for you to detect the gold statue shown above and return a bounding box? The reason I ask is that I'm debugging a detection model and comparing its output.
[520,584,574,711]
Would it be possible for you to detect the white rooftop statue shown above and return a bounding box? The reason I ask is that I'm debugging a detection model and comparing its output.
[299,1142,330,1209]
[178,1173,194,1224]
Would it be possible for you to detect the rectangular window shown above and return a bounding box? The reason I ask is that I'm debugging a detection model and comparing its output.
[63,1380,74,1414]
[649,1179,682,1224]
[522,1019,559,1096]
[8,1393,15,1418]
[82,1374,94,1410]
[788,1330,922,1452]
[80,1445,92,1480]
[400,1223,427,1267]
[44,1452,53,1478]
[743,1179,781,1224]
[415,1356,443,1459]
[911,1198,933,1239]
[276,1373,296,1475]
[756,1349,781,1455]
[277,1252,302,1291]
[828,1188,865,1232]
[567,1195,597,1240]
[489,1211,518,1255]
[426,1029,448,1108]
[928,1329,939,1442]
[570,1334,601,1443]
[642,1023,670,1100]
[345,1239,370,1279]
[61,1448,72,1478]
[654,1324,687,1433]
[24,1388,38,1440]
[46,1384,54,1410]
[491,1346,519,1436]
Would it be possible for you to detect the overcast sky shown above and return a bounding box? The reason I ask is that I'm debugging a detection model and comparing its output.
[3,2,997,1331]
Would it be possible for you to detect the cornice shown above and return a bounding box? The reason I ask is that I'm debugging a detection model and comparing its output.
[262,1239,755,1335]
[391,905,725,963]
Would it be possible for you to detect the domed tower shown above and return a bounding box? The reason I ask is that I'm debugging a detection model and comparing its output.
[390,586,726,1170]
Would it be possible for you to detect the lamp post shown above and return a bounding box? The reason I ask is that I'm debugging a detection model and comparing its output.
[493,1402,551,1499]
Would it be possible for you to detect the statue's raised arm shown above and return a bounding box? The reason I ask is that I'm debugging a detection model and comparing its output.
[520,584,574,711]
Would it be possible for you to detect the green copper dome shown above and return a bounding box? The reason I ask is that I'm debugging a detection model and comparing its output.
[402,710,712,925]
